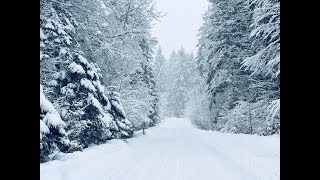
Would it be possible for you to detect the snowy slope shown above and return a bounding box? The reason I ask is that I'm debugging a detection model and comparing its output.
[40,117,280,180]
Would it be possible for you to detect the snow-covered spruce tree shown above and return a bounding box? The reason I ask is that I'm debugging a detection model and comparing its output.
[40,0,82,153]
[154,46,169,119]
[241,0,280,135]
[166,47,199,117]
[40,0,77,101]
[139,36,160,126]
[154,46,166,93]
[172,49,188,117]
[204,0,252,109]
[40,85,69,163]
[164,51,179,117]
[53,52,126,149]
[107,86,134,138]
[242,0,280,78]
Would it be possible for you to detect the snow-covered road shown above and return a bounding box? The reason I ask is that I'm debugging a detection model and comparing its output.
[40,118,280,180]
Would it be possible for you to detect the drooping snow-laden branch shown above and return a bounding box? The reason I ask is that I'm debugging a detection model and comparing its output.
[267,99,280,121]
[51,0,72,7]
[105,30,147,38]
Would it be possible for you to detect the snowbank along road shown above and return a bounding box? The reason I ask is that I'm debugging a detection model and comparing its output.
[41,117,280,180]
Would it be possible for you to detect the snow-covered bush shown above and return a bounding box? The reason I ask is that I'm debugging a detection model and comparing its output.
[265,98,280,135]
[121,88,154,131]
[185,76,215,130]
[217,99,279,135]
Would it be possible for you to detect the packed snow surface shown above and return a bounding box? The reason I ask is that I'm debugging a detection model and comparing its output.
[40,117,279,180]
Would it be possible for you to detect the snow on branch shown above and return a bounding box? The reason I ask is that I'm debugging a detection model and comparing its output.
[105,30,147,38]
[51,0,73,7]
[267,99,280,121]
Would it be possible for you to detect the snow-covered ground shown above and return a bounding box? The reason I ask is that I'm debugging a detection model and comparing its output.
[40,117,280,180]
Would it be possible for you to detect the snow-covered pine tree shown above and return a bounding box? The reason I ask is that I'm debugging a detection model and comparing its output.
[40,0,82,153]
[40,85,69,163]
[166,47,196,117]
[139,36,160,126]
[154,46,166,93]
[241,0,280,135]
[53,52,122,149]
[40,0,77,101]
[242,0,280,78]
[154,46,169,119]
[107,86,134,138]
[204,0,252,109]
[172,53,188,117]
[165,52,177,117]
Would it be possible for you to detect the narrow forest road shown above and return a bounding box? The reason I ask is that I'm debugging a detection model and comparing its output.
[40,118,280,180]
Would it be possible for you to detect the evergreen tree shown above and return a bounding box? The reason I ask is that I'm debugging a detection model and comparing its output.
[40,85,69,162]
[139,36,160,126]
[54,53,124,149]
[166,47,195,117]
[107,86,134,138]
[154,46,168,119]
[40,0,77,101]
[154,46,166,93]
[199,0,252,111]
[40,0,82,152]
[242,0,280,134]
[242,0,280,78]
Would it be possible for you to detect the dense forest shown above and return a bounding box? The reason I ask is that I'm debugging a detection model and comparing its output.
[40,0,161,162]
[188,0,280,135]
[40,0,279,164]
[155,0,280,136]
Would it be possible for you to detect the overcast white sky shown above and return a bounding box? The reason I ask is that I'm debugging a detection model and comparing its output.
[151,0,209,59]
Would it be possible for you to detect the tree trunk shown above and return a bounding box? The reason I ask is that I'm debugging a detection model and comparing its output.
[248,103,253,134]
[142,121,147,135]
